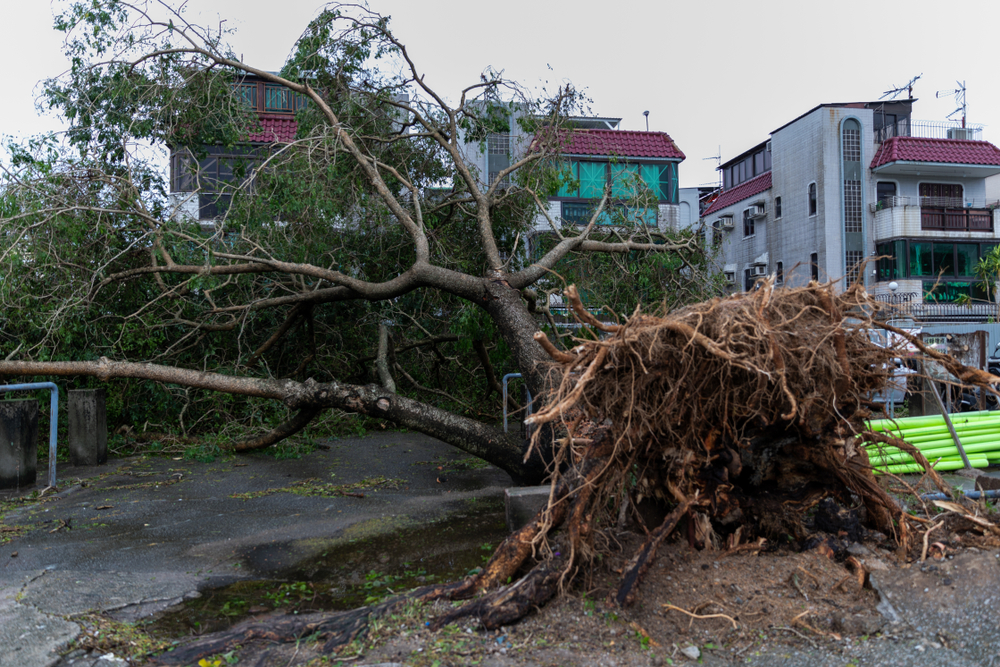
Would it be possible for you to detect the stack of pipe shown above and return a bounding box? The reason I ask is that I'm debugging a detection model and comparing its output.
[864,410,1000,475]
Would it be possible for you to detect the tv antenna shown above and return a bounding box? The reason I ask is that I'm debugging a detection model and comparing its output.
[703,146,722,187]
[881,74,922,100]
[936,80,967,127]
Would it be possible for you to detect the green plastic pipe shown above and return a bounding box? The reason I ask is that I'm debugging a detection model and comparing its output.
[875,456,990,476]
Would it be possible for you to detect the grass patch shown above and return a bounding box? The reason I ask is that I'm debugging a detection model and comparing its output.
[230,476,406,501]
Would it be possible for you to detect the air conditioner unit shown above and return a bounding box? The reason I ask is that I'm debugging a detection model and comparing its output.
[724,271,736,283]
[747,204,766,219]
[720,217,735,230]
[947,127,973,140]
[751,265,767,277]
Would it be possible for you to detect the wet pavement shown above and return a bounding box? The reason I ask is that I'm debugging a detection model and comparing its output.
[0,432,512,666]
[3,434,1000,666]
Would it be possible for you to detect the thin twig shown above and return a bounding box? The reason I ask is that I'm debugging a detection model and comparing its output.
[662,603,737,629]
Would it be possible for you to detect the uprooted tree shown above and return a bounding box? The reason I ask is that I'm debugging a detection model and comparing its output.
[0,1,714,480]
[146,278,1000,665]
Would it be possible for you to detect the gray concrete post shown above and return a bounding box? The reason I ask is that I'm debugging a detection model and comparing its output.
[0,399,39,489]
[68,389,107,466]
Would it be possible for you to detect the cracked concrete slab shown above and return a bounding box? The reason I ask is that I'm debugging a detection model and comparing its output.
[0,603,79,667]
[20,570,205,618]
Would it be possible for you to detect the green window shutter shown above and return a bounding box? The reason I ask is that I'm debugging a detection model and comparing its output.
[557,161,578,198]
[611,164,639,198]
[579,162,606,198]
[641,164,664,200]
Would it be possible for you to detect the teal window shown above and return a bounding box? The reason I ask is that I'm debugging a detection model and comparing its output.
[555,161,677,203]
[923,281,990,303]
[909,242,934,276]
[956,244,979,277]
[556,162,578,197]
[641,163,676,201]
[611,164,639,198]
[876,240,905,280]
[579,162,606,198]
[932,243,954,276]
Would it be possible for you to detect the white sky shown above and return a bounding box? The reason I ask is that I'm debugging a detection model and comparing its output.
[3,0,1000,187]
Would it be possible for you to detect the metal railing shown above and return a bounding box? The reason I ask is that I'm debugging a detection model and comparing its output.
[874,119,984,143]
[0,382,59,488]
[870,196,1000,213]
[874,301,999,322]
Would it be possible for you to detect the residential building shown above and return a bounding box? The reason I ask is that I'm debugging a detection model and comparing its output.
[167,73,305,228]
[462,114,686,235]
[703,99,1000,321]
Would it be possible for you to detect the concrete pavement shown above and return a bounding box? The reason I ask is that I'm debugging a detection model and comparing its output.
[0,432,512,666]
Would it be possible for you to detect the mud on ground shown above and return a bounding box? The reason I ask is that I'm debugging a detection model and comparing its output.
[91,532,900,667]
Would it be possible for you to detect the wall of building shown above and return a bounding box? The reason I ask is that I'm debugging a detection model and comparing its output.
[677,187,701,230]
[769,106,875,289]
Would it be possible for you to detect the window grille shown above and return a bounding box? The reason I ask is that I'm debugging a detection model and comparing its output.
[843,128,861,162]
[487,133,510,155]
[844,180,862,233]
[845,250,864,285]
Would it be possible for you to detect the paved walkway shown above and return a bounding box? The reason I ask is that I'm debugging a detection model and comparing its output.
[0,432,512,666]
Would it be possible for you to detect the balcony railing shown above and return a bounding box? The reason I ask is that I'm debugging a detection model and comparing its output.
[874,299,999,323]
[870,196,999,213]
[874,119,984,143]
[921,207,993,232]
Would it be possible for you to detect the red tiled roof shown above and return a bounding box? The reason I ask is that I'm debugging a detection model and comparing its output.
[871,137,1000,169]
[703,171,772,215]
[545,129,685,160]
[247,114,298,143]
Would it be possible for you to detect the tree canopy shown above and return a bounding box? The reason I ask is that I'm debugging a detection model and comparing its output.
[0,0,716,481]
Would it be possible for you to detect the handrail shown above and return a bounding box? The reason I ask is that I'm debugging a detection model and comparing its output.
[0,383,59,488]
[501,373,533,434]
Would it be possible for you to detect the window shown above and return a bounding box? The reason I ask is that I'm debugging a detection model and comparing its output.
[169,148,258,194]
[555,160,678,204]
[808,183,817,216]
[774,196,782,219]
[845,250,864,286]
[743,209,755,237]
[721,146,771,190]
[776,261,784,285]
[810,252,819,281]
[876,182,897,207]
[919,183,963,206]
[843,126,861,162]
[844,180,862,233]
[876,240,906,280]
[488,133,510,155]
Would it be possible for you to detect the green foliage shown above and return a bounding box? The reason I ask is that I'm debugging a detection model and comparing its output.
[0,1,718,459]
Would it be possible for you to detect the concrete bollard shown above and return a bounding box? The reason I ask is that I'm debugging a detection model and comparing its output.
[68,389,108,466]
[0,399,39,489]
[504,486,551,532]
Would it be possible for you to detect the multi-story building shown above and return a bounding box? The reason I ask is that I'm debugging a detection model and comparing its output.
[168,73,305,228]
[462,115,687,234]
[704,99,1000,320]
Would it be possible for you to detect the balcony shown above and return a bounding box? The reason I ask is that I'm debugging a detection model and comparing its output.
[873,296,999,323]
[871,196,999,240]
[875,119,984,143]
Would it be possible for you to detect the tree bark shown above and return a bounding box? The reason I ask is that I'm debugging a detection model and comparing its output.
[0,359,542,481]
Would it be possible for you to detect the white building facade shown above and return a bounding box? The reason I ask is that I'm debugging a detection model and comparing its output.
[704,99,1000,319]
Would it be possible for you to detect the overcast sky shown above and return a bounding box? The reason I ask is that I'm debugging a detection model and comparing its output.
[3,0,999,188]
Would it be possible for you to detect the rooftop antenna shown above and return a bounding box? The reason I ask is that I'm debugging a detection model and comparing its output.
[881,74,922,100]
[642,110,649,132]
[703,146,722,188]
[936,80,967,128]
